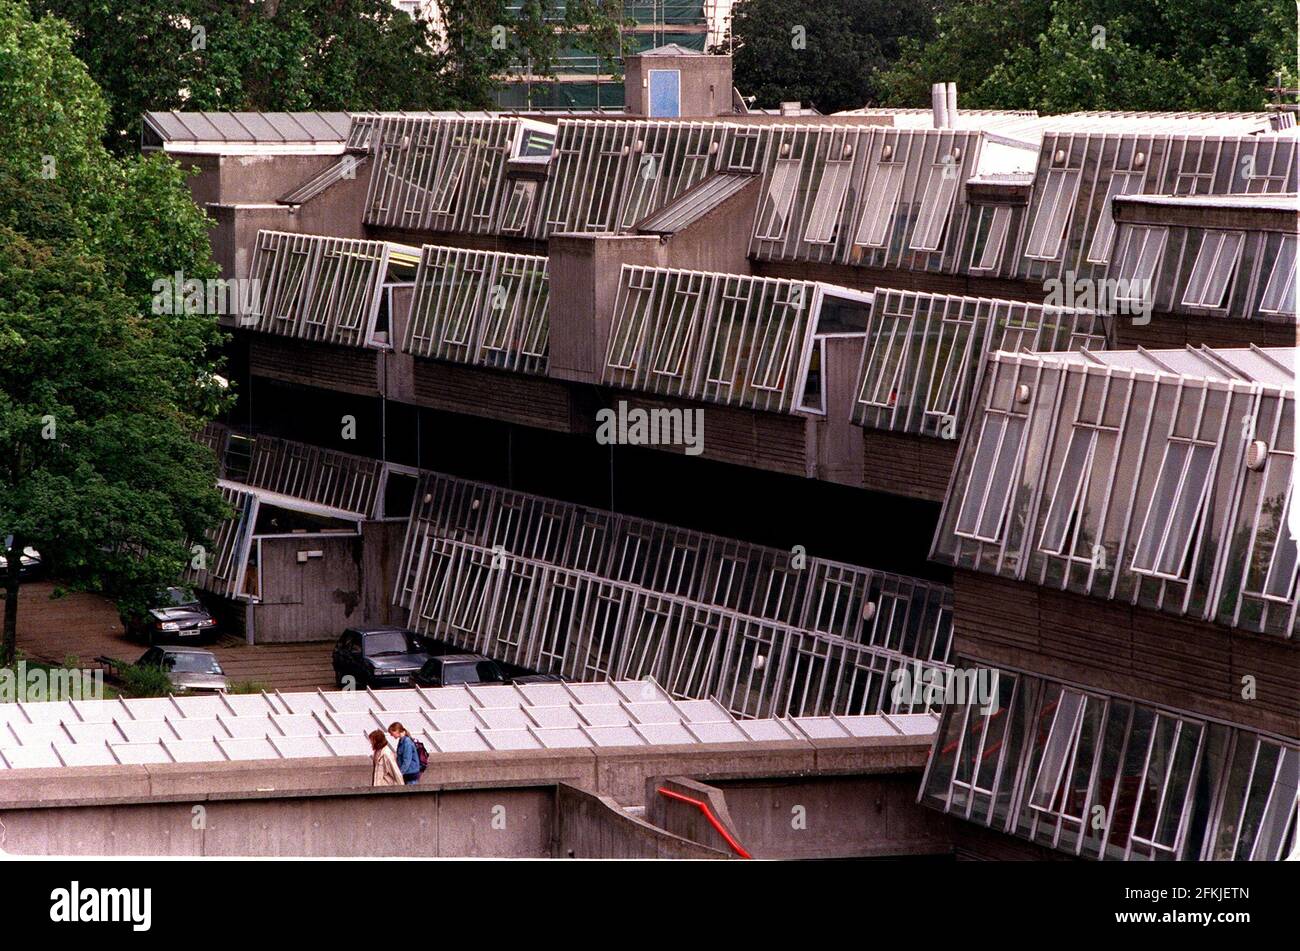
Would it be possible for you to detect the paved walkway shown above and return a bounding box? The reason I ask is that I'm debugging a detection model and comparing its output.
[3,582,335,692]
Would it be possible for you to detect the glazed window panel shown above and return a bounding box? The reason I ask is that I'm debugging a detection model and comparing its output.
[1259,234,1297,316]
[1024,168,1082,260]
[1085,170,1145,264]
[1213,738,1299,860]
[755,159,802,241]
[267,247,313,321]
[803,160,852,244]
[1181,231,1245,309]
[1131,440,1216,580]
[970,205,1011,271]
[1039,426,1117,561]
[746,289,805,393]
[955,413,1028,543]
[857,317,908,409]
[428,145,471,215]
[910,161,961,252]
[1112,226,1168,310]
[1244,451,1299,602]
[853,163,905,249]
[501,179,537,233]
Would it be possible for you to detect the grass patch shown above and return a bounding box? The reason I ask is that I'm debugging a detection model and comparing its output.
[119,662,174,698]
[227,680,270,694]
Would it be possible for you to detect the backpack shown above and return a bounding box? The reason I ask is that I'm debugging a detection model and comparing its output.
[413,739,430,773]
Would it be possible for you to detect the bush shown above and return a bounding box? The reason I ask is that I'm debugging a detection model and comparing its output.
[227,680,270,695]
[120,662,174,698]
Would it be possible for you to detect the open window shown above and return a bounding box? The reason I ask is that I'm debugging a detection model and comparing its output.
[1024,166,1082,260]
[1259,233,1297,317]
[954,412,1028,543]
[969,205,1011,272]
[910,156,961,252]
[379,467,420,520]
[756,158,801,241]
[501,179,538,233]
[1130,439,1216,580]
[1039,425,1117,561]
[853,162,905,249]
[1181,231,1244,309]
[1112,226,1168,310]
[803,160,852,244]
[1086,171,1145,264]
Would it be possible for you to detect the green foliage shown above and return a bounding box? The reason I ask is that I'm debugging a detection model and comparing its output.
[228,679,270,695]
[120,661,174,698]
[33,0,459,153]
[0,0,230,662]
[727,0,943,112]
[881,0,1298,111]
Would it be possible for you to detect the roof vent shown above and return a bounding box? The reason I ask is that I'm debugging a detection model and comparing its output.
[931,83,950,129]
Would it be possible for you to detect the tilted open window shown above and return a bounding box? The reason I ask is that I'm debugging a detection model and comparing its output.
[955,412,1028,543]
[1024,167,1082,260]
[1181,231,1244,309]
[1130,439,1216,580]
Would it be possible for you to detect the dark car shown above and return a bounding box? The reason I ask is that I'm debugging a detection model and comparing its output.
[507,672,565,685]
[412,654,506,689]
[136,646,230,694]
[125,586,218,645]
[332,626,431,689]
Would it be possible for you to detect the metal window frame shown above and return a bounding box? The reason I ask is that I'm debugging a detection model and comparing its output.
[969,205,1011,272]
[853,161,905,249]
[1259,233,1297,316]
[1181,230,1245,310]
[1130,437,1218,581]
[1024,166,1083,261]
[954,411,1029,543]
[803,159,853,245]
[755,158,802,241]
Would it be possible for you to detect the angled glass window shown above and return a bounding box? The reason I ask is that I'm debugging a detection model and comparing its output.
[723,128,761,173]
[648,273,704,380]
[1024,167,1082,260]
[1039,426,1117,560]
[1112,226,1168,310]
[910,159,961,252]
[803,160,852,244]
[1181,231,1245,309]
[1259,233,1297,316]
[1131,439,1216,579]
[1026,687,1104,842]
[747,284,805,392]
[429,145,470,215]
[1086,170,1146,264]
[853,162,905,249]
[969,205,1011,271]
[501,179,537,233]
[1212,737,1299,860]
[267,247,312,321]
[857,316,908,409]
[955,413,1028,542]
[756,158,802,241]
[1242,450,1298,602]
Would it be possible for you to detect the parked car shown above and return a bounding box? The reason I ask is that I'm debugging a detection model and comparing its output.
[125,586,218,645]
[332,626,432,689]
[413,654,506,689]
[0,539,41,580]
[136,647,229,694]
[508,672,565,685]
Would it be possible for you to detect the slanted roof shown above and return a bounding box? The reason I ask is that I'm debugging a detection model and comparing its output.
[637,43,705,56]
[143,111,354,152]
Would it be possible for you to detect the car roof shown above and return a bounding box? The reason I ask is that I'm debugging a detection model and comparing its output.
[154,647,216,656]
[349,626,415,636]
[429,654,489,663]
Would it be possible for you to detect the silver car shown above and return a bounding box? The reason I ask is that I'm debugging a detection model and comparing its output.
[136,647,230,694]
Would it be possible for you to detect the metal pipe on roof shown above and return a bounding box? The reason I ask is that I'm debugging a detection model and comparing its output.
[946,83,958,125]
[931,84,949,129]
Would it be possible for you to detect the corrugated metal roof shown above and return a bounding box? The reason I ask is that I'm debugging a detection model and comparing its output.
[144,111,354,145]
[1028,345,1296,391]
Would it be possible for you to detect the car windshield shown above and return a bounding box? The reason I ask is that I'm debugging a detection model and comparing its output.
[366,631,419,656]
[167,653,224,675]
[441,662,475,685]
[162,587,199,607]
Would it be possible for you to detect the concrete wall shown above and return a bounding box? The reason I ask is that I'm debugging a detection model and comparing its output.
[624,54,734,118]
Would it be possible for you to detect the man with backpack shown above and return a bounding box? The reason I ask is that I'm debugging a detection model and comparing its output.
[388,722,427,785]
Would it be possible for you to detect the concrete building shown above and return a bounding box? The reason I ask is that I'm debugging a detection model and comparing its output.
[131,68,1298,860]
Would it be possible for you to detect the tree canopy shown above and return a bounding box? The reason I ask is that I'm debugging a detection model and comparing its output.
[0,0,228,662]
[880,0,1298,111]
[726,0,943,112]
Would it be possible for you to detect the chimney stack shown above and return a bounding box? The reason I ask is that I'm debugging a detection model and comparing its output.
[931,83,949,129]
[946,82,958,125]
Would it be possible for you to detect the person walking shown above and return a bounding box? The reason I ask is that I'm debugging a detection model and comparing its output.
[389,722,421,785]
[370,729,404,787]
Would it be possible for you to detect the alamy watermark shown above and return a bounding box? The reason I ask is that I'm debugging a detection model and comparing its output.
[151,270,261,319]
[595,400,704,456]
[0,662,104,703]
[1043,270,1154,325]
[891,662,1001,714]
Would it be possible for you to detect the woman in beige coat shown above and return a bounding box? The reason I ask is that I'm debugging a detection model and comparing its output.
[370,729,405,786]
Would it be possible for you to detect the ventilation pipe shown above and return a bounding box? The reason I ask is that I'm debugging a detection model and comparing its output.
[946,82,959,125]
[931,83,949,128]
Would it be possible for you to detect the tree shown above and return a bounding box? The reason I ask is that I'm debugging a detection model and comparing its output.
[725,0,943,113]
[0,0,229,663]
[33,0,460,153]
[880,0,1298,111]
